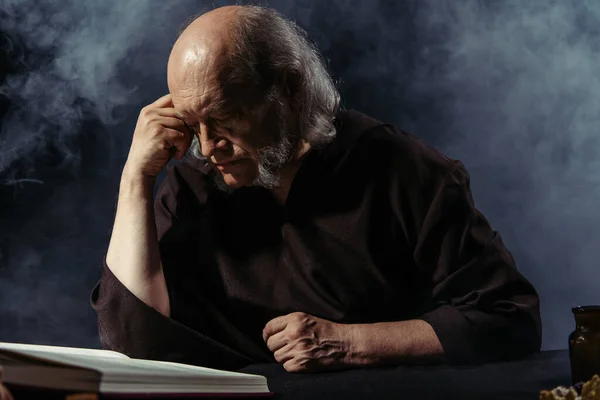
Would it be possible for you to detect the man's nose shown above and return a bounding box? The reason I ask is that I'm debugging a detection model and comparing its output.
[199,127,228,158]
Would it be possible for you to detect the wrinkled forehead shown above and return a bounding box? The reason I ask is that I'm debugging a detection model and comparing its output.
[172,89,226,121]
[171,77,272,121]
[168,53,225,117]
[168,52,275,119]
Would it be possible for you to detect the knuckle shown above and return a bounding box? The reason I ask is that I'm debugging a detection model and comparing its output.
[290,325,304,338]
[140,106,152,117]
[156,141,170,151]
[154,127,172,139]
[297,339,311,351]
[143,123,161,137]
[293,312,307,321]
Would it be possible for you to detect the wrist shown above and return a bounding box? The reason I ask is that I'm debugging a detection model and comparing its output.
[340,323,370,367]
[119,164,156,200]
[121,164,156,185]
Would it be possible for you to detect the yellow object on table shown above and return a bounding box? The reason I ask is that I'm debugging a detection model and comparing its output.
[582,375,600,399]
[540,375,600,400]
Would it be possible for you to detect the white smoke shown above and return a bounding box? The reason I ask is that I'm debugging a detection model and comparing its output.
[0,0,199,183]
[0,0,202,346]
[412,1,600,349]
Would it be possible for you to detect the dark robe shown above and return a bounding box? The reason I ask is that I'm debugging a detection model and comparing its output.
[91,109,542,370]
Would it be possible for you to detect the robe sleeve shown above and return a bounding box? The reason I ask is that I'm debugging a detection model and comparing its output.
[410,161,542,364]
[90,163,256,370]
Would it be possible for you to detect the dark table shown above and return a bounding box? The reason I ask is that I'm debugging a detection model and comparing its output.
[240,350,571,399]
[6,350,571,399]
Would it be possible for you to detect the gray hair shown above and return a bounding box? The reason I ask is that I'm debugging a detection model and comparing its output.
[187,5,341,160]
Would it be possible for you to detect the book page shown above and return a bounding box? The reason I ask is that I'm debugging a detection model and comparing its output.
[0,343,260,381]
[27,353,262,382]
[0,342,128,361]
[0,342,268,394]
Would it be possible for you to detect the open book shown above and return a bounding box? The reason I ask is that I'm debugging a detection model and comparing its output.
[0,342,271,397]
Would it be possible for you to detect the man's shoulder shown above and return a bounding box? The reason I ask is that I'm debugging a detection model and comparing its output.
[333,109,460,177]
[334,109,387,140]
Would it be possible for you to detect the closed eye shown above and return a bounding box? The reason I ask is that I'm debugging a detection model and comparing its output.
[186,121,233,136]
[210,118,234,132]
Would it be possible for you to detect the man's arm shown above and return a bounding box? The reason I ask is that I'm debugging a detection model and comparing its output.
[105,170,169,316]
[104,94,191,317]
[356,163,540,365]
[263,312,444,372]
[399,162,541,364]
[346,319,444,365]
[263,159,540,371]
[92,161,265,369]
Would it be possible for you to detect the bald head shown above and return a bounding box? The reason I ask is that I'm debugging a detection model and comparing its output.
[167,6,242,95]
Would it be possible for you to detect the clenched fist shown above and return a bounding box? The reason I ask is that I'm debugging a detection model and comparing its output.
[124,94,192,178]
[262,312,355,373]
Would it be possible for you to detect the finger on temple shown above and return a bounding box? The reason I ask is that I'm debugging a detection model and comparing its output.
[152,94,173,108]
[163,128,187,142]
[164,129,191,160]
[155,107,184,118]
[164,120,194,147]
[158,116,189,130]
[156,108,191,127]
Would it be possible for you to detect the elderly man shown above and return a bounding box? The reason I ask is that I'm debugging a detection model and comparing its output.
[91,5,541,373]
